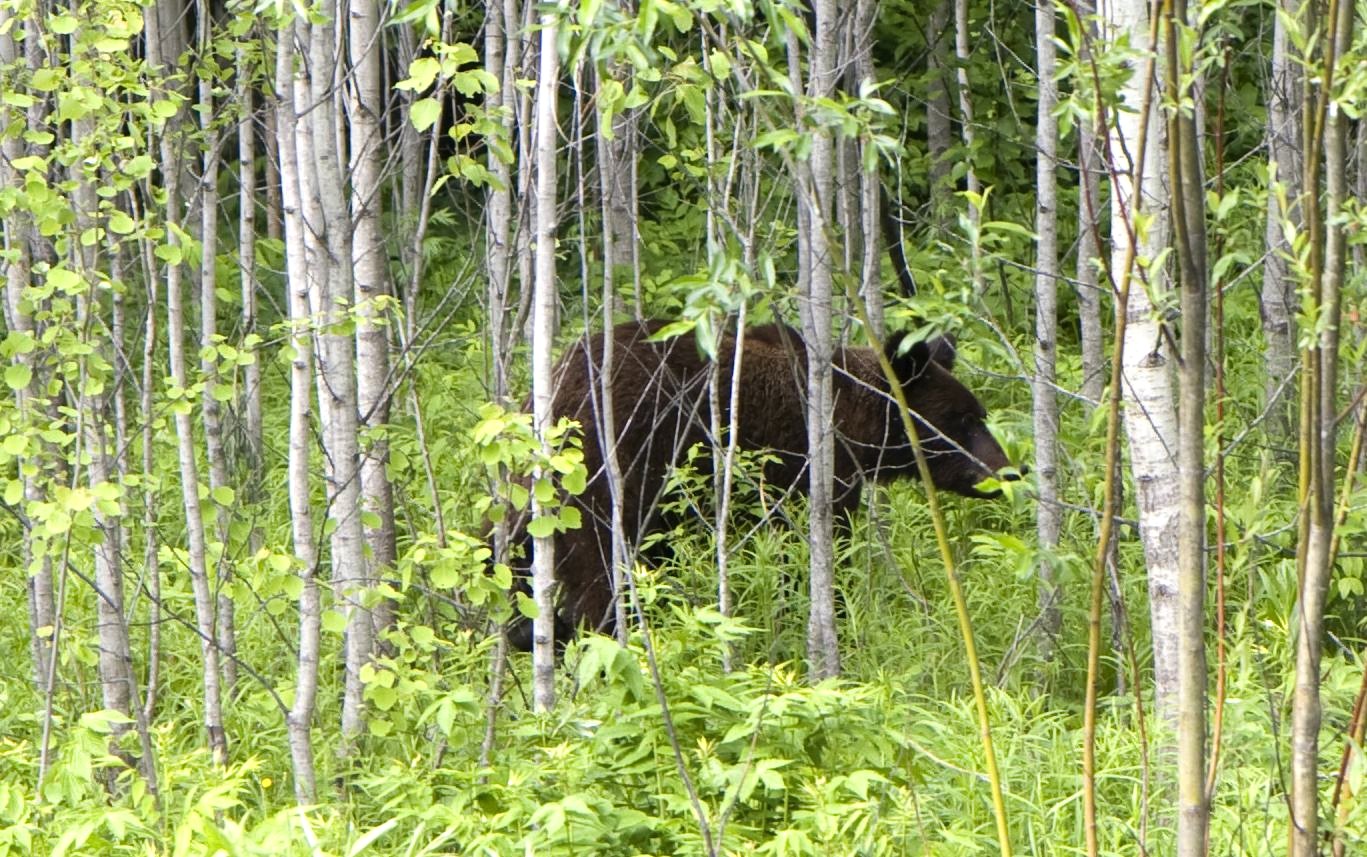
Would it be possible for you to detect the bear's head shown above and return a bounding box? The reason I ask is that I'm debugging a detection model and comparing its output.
[885,332,1017,498]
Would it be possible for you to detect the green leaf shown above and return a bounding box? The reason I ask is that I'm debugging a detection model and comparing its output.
[321,610,347,633]
[409,97,441,131]
[210,486,235,506]
[526,516,556,538]
[5,364,32,390]
[107,211,136,235]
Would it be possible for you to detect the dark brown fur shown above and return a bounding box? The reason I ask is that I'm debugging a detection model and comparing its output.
[505,319,1015,649]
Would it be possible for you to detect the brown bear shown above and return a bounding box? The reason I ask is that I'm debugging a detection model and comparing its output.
[504,319,1018,650]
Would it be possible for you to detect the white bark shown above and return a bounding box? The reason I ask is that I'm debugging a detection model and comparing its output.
[348,0,398,647]
[237,50,263,551]
[1075,0,1105,404]
[304,5,371,747]
[530,3,563,711]
[953,0,982,292]
[1103,0,1181,721]
[162,137,228,767]
[1261,3,1302,443]
[277,24,321,802]
[801,0,840,680]
[197,70,238,692]
[0,13,54,694]
[1034,0,1061,656]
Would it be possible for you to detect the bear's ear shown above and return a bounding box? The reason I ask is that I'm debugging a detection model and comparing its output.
[885,331,957,379]
[925,334,957,370]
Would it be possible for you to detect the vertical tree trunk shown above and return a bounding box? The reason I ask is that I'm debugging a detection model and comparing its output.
[148,10,228,767]
[197,57,238,693]
[0,11,55,696]
[953,0,982,291]
[1165,3,1209,852]
[1075,0,1105,405]
[800,0,841,681]
[302,3,371,748]
[529,1,563,711]
[348,0,398,648]
[926,0,953,220]
[69,67,135,758]
[1105,0,1181,724]
[1261,2,1302,444]
[1290,3,1353,852]
[853,0,882,338]
[237,49,264,554]
[277,23,321,802]
[485,0,516,405]
[162,131,229,769]
[1033,0,1061,659]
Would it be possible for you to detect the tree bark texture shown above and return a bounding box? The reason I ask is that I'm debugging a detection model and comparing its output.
[1261,1,1302,445]
[801,0,841,681]
[530,3,563,711]
[277,24,322,802]
[1033,0,1062,658]
[348,0,399,647]
[1105,0,1182,724]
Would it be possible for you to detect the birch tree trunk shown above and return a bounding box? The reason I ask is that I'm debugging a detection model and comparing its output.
[800,0,841,681]
[485,0,516,405]
[197,61,238,692]
[348,0,398,647]
[0,10,55,696]
[1104,0,1181,724]
[1164,4,1209,851]
[1075,0,1106,405]
[148,15,228,766]
[1261,2,1302,445]
[303,4,371,749]
[1033,0,1061,658]
[69,74,135,759]
[953,0,982,292]
[530,2,563,711]
[162,126,228,768]
[926,0,953,220]
[237,48,264,554]
[277,24,322,802]
[853,0,882,338]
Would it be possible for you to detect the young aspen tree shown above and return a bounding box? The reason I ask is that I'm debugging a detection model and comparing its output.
[529,0,562,710]
[277,22,322,801]
[1034,0,1062,657]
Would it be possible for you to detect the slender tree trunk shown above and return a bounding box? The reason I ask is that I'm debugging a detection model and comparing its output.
[237,49,264,555]
[529,0,563,711]
[163,131,229,769]
[70,82,135,759]
[197,60,238,693]
[1075,0,1105,405]
[276,23,322,803]
[1105,0,1181,724]
[1261,2,1302,445]
[1165,4,1209,852]
[0,12,55,696]
[1033,0,1061,660]
[485,1,515,405]
[953,0,982,292]
[301,3,371,749]
[1290,3,1353,853]
[348,0,398,648]
[800,0,841,681]
[853,0,882,338]
[147,9,228,766]
[595,60,637,644]
[926,0,953,221]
